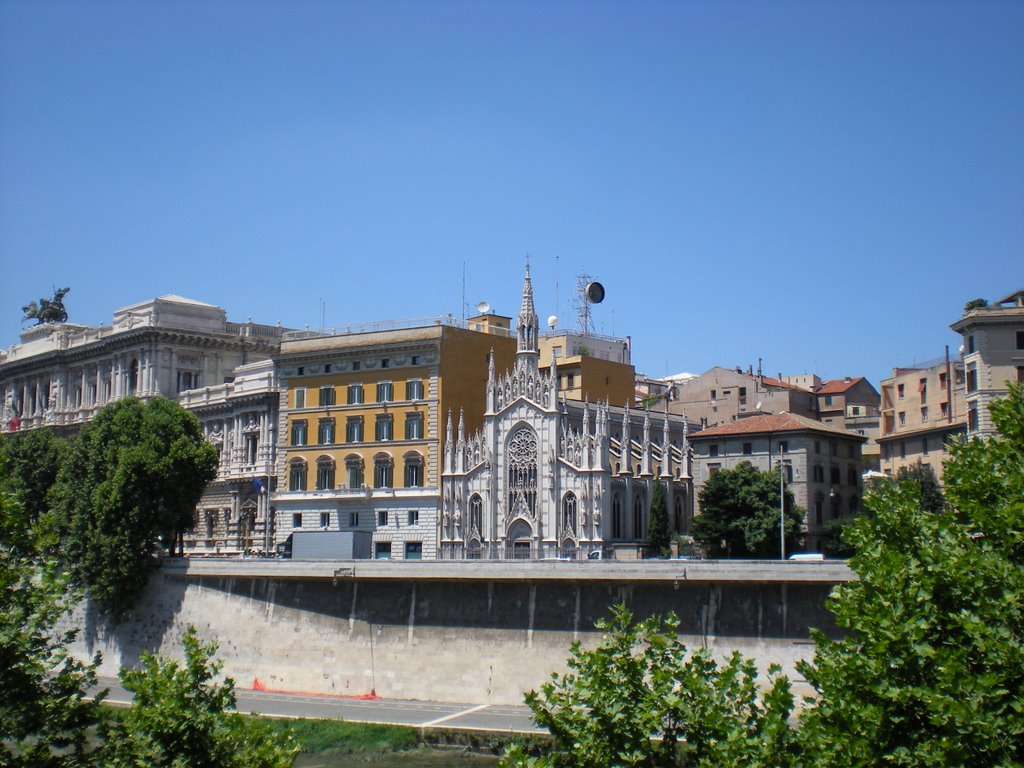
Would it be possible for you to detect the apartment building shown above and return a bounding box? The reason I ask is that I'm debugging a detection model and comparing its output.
[815,377,881,471]
[690,413,866,552]
[877,356,966,481]
[950,289,1024,438]
[273,314,519,560]
[670,366,818,429]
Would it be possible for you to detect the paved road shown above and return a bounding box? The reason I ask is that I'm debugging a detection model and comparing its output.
[95,677,542,734]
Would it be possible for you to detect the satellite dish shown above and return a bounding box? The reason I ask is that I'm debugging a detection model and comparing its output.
[586,282,605,304]
[476,301,490,315]
[547,315,558,330]
[756,401,762,411]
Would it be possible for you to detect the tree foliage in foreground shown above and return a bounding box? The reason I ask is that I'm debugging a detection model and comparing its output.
[798,381,1024,767]
[104,626,297,768]
[0,428,67,553]
[50,397,218,620]
[502,605,796,768]
[692,462,802,558]
[0,473,106,768]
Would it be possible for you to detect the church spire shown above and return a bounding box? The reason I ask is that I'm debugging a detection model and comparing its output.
[517,265,539,360]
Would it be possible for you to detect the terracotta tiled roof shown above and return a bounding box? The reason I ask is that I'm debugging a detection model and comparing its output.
[691,412,863,440]
[758,376,809,392]
[817,377,865,395]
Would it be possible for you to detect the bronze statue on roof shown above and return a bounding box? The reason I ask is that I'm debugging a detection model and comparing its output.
[22,287,70,325]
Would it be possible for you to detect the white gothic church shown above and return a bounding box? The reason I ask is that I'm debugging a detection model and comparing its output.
[440,269,694,560]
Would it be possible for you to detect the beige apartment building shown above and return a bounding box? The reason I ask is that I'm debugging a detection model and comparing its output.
[815,377,881,471]
[877,355,966,481]
[670,366,818,429]
[950,289,1024,439]
[690,413,865,552]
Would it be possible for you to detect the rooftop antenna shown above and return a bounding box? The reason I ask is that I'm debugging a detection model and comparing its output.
[574,270,605,336]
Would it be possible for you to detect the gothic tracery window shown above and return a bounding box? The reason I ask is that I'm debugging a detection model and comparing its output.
[507,427,538,518]
[469,494,483,538]
[562,492,578,538]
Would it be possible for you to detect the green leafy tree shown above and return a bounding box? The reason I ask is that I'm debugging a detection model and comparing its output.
[502,604,796,768]
[647,481,670,557]
[692,462,802,558]
[0,471,106,767]
[0,428,67,551]
[797,381,1024,766]
[894,461,945,514]
[51,397,218,620]
[104,626,296,768]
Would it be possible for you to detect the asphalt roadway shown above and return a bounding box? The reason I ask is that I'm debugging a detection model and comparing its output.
[95,676,542,734]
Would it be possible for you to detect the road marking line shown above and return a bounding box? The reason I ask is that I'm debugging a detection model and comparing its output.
[421,703,490,727]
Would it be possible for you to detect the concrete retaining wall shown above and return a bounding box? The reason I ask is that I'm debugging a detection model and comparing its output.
[64,561,845,706]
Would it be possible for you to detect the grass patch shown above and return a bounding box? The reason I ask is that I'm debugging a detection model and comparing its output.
[263,718,420,756]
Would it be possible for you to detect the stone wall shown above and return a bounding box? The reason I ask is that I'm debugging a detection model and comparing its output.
[64,563,842,706]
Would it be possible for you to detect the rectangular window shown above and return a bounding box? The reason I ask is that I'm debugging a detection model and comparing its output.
[291,420,307,446]
[349,512,359,527]
[377,382,393,402]
[898,411,906,427]
[742,442,753,455]
[347,384,364,404]
[923,437,929,456]
[966,368,978,393]
[378,510,388,527]
[847,444,855,458]
[1018,366,1024,383]
[405,413,423,440]
[289,462,307,491]
[411,355,420,365]
[317,419,335,444]
[824,394,833,406]
[708,463,721,476]
[381,358,390,369]
[710,389,717,400]
[319,386,336,406]
[968,335,975,353]
[847,467,857,486]
[968,403,979,432]
[405,542,422,560]
[939,372,948,390]
[941,401,949,418]
[316,461,334,490]
[375,542,392,559]
[779,441,788,453]
[404,461,423,487]
[406,380,423,400]
[346,417,364,443]
[921,407,928,423]
[347,461,363,489]
[352,361,361,371]
[320,512,330,527]
[813,465,824,482]
[295,388,306,408]
[292,513,302,529]
[897,383,905,399]
[709,444,719,457]
[900,441,907,459]
[1018,331,1024,350]
[375,415,393,441]
[830,466,841,484]
[815,441,821,454]
[408,510,419,526]
[374,462,393,488]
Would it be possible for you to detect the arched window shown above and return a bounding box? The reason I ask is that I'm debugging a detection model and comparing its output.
[373,453,393,489]
[404,451,424,487]
[128,358,139,394]
[674,494,683,532]
[315,456,335,490]
[507,427,538,518]
[612,494,623,538]
[633,492,645,540]
[288,459,307,492]
[345,454,364,488]
[562,493,578,537]
[469,494,483,537]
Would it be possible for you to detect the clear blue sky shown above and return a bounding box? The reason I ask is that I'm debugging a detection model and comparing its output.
[2,1,1021,389]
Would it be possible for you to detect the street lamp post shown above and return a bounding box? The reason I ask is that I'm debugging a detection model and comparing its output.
[777,459,787,560]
